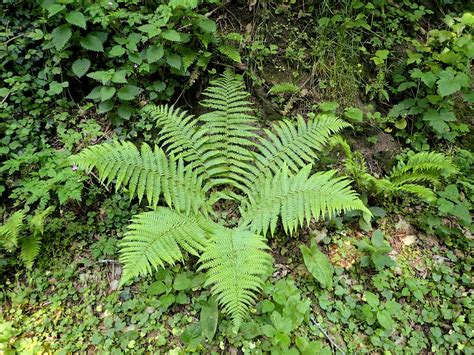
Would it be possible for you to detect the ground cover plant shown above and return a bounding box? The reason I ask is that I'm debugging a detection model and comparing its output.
[0,0,473,353]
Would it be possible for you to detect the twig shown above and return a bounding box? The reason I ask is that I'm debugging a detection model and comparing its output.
[311,316,346,355]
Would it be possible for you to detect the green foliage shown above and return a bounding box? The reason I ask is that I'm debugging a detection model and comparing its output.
[300,239,334,289]
[354,230,395,270]
[0,207,54,268]
[75,71,368,326]
[119,208,209,283]
[387,13,473,143]
[332,136,458,204]
[199,228,272,328]
[241,165,370,236]
[0,1,240,122]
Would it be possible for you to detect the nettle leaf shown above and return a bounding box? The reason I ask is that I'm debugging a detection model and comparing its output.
[47,81,69,95]
[196,18,217,33]
[100,86,116,101]
[112,70,128,84]
[437,68,470,97]
[117,104,133,119]
[71,58,91,78]
[109,45,126,57]
[98,100,114,113]
[51,25,72,50]
[138,24,161,38]
[166,54,182,70]
[46,4,65,17]
[86,86,102,100]
[146,45,164,63]
[117,84,142,100]
[80,34,104,52]
[161,29,182,42]
[87,70,114,85]
[300,240,334,289]
[65,11,86,29]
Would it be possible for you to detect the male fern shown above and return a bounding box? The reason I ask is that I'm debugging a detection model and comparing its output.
[74,70,369,327]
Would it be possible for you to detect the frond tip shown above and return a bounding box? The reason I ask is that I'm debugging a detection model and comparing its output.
[199,228,273,328]
[119,208,210,285]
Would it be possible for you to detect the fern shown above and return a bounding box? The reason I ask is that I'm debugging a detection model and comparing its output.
[0,207,53,268]
[20,207,54,268]
[73,141,209,214]
[75,71,366,327]
[241,165,371,236]
[199,70,259,191]
[332,137,457,203]
[251,115,350,186]
[199,228,272,328]
[0,210,25,252]
[119,207,211,284]
[269,82,299,94]
[389,152,457,186]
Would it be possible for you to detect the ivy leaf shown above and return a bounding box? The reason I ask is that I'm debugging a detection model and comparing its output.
[161,29,182,42]
[51,25,72,50]
[80,34,104,52]
[300,240,334,289]
[146,45,164,63]
[100,86,116,102]
[117,85,142,100]
[71,58,91,78]
[65,11,87,29]
[437,68,469,97]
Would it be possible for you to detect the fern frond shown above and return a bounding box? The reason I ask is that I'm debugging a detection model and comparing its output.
[251,115,350,184]
[199,70,259,191]
[119,207,211,285]
[372,178,436,202]
[20,234,41,269]
[29,206,55,235]
[241,165,371,236]
[389,152,457,185]
[74,141,209,214]
[0,211,25,252]
[20,206,55,268]
[199,228,272,328]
